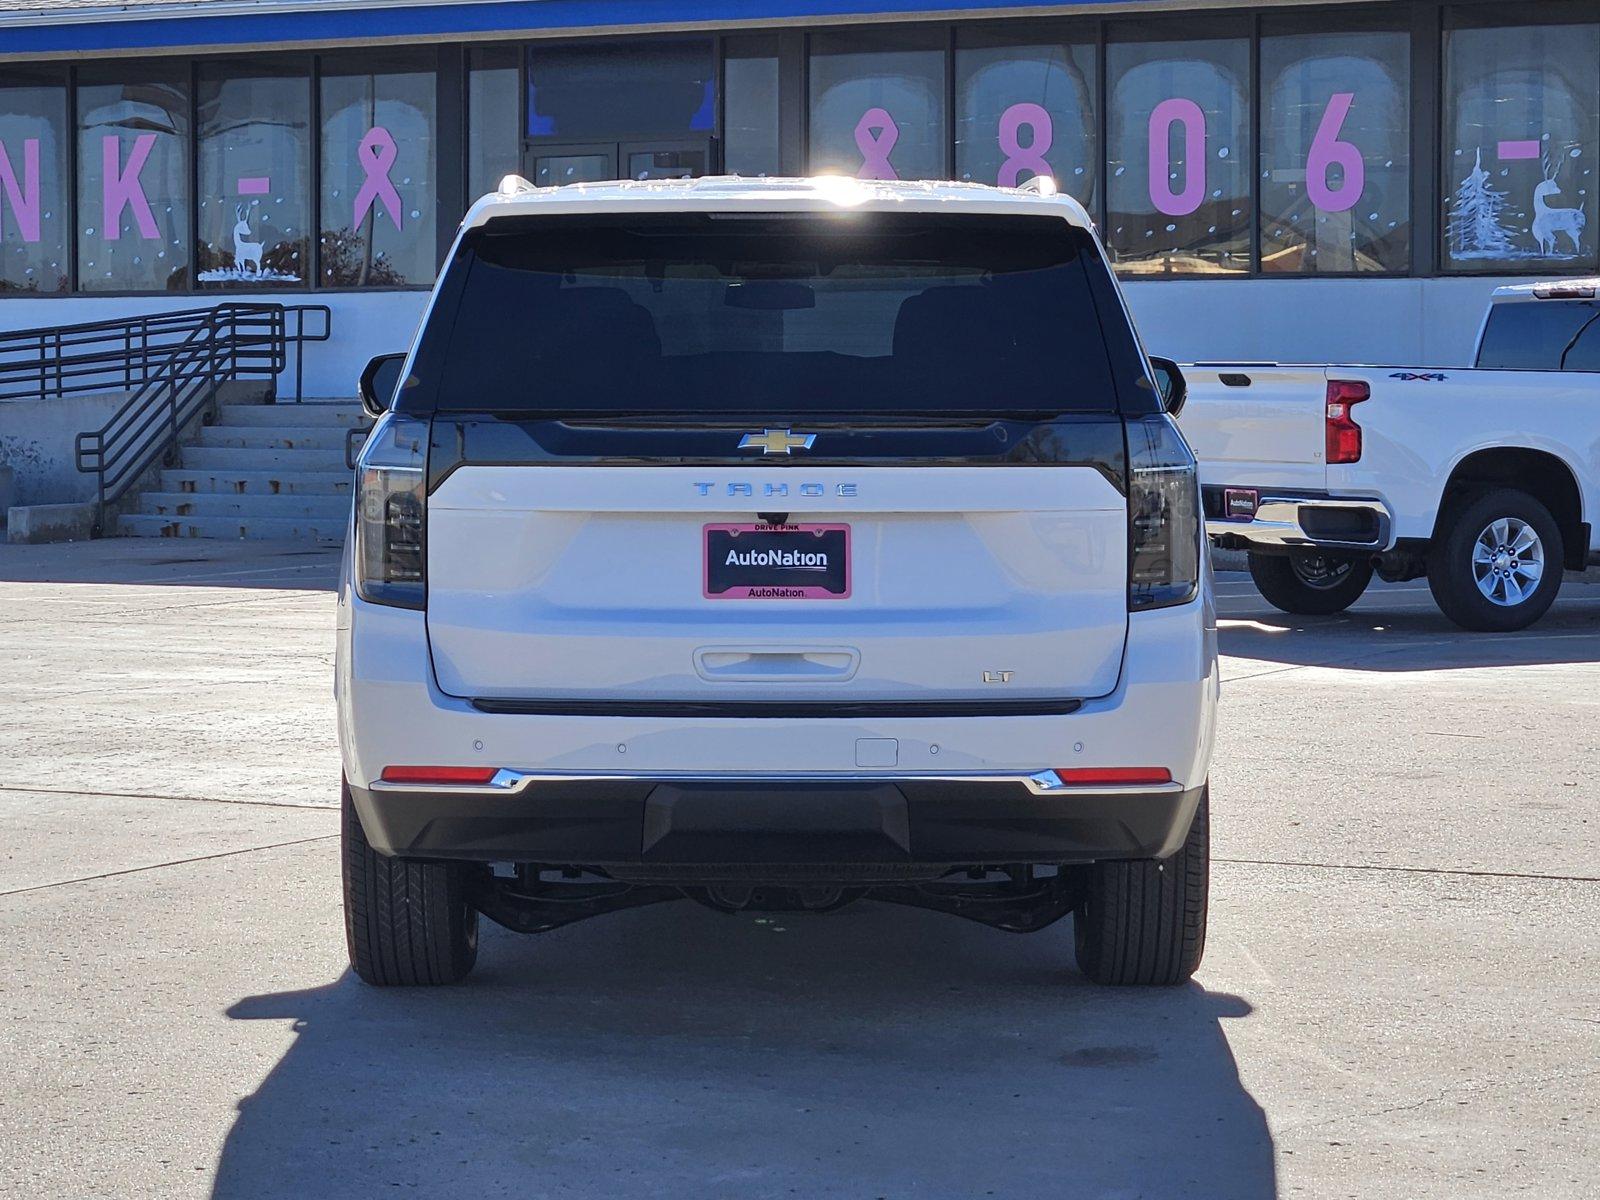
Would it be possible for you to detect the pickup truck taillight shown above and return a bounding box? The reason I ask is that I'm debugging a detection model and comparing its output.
[1325,380,1370,465]
[354,413,428,610]
[1127,416,1201,611]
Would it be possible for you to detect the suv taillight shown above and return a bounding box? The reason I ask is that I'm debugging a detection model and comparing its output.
[354,413,428,609]
[1325,380,1370,465]
[1127,415,1201,611]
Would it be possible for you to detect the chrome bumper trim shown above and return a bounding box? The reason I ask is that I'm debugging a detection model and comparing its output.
[1207,494,1395,551]
[369,769,1187,799]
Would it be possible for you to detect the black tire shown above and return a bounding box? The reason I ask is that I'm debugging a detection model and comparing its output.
[1427,488,1563,633]
[1248,551,1374,615]
[342,779,479,986]
[1074,786,1209,987]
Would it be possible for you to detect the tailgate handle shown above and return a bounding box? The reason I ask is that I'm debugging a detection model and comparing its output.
[694,647,860,683]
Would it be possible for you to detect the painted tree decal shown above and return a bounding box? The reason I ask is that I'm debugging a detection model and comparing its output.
[1447,148,1516,258]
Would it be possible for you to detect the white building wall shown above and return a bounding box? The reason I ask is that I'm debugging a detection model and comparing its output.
[0,272,1554,400]
[1122,275,1546,367]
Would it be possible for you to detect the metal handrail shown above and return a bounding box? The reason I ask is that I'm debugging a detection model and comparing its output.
[0,303,327,406]
[64,302,332,532]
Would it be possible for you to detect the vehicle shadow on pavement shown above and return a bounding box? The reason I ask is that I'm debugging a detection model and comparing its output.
[212,904,1275,1200]
[0,540,340,590]
[1217,580,1600,673]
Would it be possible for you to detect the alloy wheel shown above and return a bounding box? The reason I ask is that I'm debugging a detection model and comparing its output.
[1470,517,1544,607]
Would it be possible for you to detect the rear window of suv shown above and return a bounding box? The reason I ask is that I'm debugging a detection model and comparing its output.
[404,211,1142,416]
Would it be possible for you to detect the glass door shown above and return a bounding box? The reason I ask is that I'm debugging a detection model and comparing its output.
[525,139,711,187]
[621,140,708,180]
[528,143,616,187]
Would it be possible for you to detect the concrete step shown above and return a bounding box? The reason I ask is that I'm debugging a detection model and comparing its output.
[216,403,369,427]
[196,425,352,451]
[137,492,352,520]
[118,512,348,543]
[160,469,352,496]
[181,445,349,471]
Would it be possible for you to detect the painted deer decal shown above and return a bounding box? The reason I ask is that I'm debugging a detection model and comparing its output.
[232,204,264,276]
[1532,156,1587,257]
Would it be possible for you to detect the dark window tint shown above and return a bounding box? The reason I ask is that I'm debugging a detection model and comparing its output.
[527,41,713,140]
[725,36,781,177]
[1566,311,1600,372]
[417,213,1130,415]
[0,67,70,294]
[1106,27,1252,275]
[1476,299,1600,370]
[809,30,946,181]
[1259,24,1410,274]
[954,30,1098,207]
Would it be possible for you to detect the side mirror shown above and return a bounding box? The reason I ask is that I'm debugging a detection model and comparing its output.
[1148,355,1188,417]
[358,352,407,418]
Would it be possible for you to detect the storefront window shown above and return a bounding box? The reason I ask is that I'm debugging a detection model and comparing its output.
[197,57,310,288]
[955,29,1097,208]
[809,30,945,181]
[527,40,713,141]
[76,64,189,292]
[1260,25,1410,274]
[725,35,780,177]
[468,46,521,200]
[1107,28,1251,275]
[0,69,69,294]
[1443,17,1599,272]
[320,51,437,288]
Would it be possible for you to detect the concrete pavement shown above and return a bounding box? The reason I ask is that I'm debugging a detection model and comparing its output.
[1,540,1596,1198]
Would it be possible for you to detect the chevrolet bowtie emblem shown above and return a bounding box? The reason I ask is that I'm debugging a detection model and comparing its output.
[738,429,817,455]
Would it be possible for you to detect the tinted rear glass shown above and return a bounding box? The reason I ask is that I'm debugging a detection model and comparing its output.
[1476,299,1600,371]
[411,212,1135,415]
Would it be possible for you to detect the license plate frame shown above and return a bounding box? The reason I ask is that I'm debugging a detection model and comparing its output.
[1223,488,1260,520]
[703,523,852,600]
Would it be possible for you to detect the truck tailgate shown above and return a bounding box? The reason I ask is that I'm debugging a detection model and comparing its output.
[1177,366,1330,492]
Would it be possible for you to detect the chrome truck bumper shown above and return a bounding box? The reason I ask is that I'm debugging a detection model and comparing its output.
[1203,488,1395,553]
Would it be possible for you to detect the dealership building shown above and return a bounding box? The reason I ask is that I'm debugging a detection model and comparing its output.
[0,0,1596,394]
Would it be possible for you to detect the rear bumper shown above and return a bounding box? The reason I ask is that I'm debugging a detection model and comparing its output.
[335,564,1220,868]
[1204,487,1394,553]
[348,774,1206,868]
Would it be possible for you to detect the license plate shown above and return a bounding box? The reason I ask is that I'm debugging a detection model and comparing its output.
[1224,488,1259,519]
[704,523,851,599]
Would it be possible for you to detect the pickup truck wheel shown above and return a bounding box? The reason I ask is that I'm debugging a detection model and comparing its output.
[342,779,479,986]
[1074,785,1208,986]
[1247,552,1373,615]
[1428,489,1563,632]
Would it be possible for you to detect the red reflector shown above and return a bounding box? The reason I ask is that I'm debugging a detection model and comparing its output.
[1053,767,1173,786]
[380,765,499,785]
[1325,379,1370,465]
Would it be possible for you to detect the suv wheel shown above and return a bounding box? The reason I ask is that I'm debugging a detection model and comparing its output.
[1248,551,1373,615]
[1074,785,1208,986]
[1427,488,1563,633]
[342,779,480,986]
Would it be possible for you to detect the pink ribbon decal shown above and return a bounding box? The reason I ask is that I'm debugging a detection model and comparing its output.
[0,138,41,244]
[854,108,900,180]
[353,126,404,233]
[103,134,159,240]
[997,102,1054,188]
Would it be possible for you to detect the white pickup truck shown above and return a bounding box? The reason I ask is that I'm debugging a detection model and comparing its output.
[1177,279,1599,632]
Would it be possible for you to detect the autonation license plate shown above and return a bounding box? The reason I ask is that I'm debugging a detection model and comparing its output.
[704,523,851,600]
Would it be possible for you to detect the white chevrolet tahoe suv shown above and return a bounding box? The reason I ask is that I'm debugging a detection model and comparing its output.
[336,175,1219,988]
